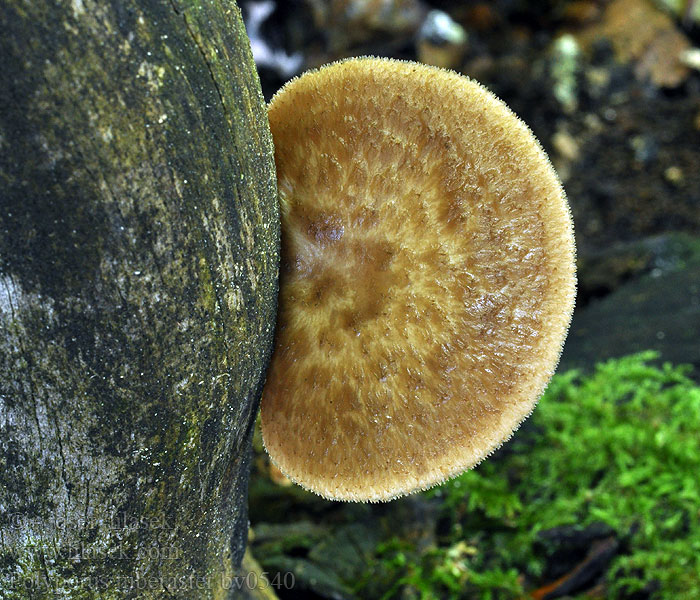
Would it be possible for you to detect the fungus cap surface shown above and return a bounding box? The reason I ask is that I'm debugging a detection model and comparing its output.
[262,57,576,502]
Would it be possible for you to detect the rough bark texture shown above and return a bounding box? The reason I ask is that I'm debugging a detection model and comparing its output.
[0,0,279,598]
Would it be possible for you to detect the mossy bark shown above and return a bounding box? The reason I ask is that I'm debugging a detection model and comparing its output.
[0,0,279,598]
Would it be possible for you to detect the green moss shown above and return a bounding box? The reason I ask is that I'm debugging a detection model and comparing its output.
[359,353,700,599]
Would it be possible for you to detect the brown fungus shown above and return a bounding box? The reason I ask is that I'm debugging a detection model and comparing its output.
[261,57,576,502]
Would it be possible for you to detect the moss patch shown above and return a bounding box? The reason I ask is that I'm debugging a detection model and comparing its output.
[354,353,700,599]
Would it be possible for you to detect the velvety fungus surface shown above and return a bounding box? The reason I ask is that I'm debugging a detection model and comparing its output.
[262,58,576,502]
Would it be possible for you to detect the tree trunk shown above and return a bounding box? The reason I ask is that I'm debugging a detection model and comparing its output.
[0,0,279,598]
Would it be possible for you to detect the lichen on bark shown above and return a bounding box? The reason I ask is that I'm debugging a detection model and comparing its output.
[0,0,279,598]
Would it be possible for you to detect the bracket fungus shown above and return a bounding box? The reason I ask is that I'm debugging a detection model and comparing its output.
[261,57,576,502]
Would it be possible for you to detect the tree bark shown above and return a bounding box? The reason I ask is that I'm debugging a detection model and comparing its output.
[0,0,278,598]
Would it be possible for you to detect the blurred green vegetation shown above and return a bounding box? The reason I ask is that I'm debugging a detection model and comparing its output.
[356,352,700,599]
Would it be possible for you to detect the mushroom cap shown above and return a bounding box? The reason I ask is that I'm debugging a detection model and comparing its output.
[262,57,576,502]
